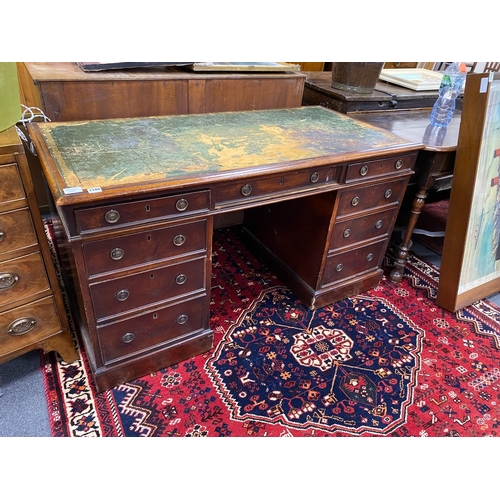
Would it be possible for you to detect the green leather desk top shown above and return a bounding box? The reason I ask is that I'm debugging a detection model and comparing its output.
[29,106,423,205]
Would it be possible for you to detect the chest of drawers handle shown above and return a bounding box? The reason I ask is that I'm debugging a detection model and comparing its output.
[177,314,188,325]
[7,317,37,336]
[122,332,135,343]
[175,198,189,211]
[351,196,360,207]
[360,165,369,176]
[110,247,125,260]
[343,228,351,238]
[335,263,343,272]
[105,209,120,224]
[0,229,5,242]
[176,274,187,285]
[173,234,186,246]
[0,272,19,290]
[310,172,320,183]
[384,189,393,199]
[395,159,403,170]
[366,253,374,261]
[375,220,383,229]
[116,289,130,301]
[241,184,252,196]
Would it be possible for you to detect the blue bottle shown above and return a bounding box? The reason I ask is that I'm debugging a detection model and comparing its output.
[429,62,467,127]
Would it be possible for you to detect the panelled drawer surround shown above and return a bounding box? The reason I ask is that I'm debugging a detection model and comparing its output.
[322,239,387,287]
[0,163,26,206]
[345,154,415,183]
[0,208,38,256]
[0,252,50,309]
[213,165,340,209]
[75,190,210,234]
[90,255,207,321]
[83,219,208,277]
[98,294,207,364]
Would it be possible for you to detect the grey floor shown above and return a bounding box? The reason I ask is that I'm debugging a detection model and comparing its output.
[1,239,500,437]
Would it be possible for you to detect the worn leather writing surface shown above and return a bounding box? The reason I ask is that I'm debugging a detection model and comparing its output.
[36,108,415,182]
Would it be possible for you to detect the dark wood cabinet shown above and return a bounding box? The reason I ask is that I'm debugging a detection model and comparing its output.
[0,127,78,365]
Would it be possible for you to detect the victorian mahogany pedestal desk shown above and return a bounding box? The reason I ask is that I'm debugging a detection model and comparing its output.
[356,110,461,282]
[29,106,423,391]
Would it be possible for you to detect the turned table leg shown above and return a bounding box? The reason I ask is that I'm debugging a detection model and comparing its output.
[390,187,428,282]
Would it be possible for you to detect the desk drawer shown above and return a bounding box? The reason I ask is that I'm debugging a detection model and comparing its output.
[345,154,415,183]
[75,190,210,234]
[0,208,38,258]
[336,177,406,217]
[0,296,62,354]
[90,256,207,321]
[83,219,208,277]
[0,164,26,207]
[330,206,399,251]
[0,252,49,308]
[213,165,340,208]
[322,239,387,286]
[98,294,207,364]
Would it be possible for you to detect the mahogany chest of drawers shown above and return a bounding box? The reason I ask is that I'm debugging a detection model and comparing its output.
[28,106,423,391]
[0,126,77,365]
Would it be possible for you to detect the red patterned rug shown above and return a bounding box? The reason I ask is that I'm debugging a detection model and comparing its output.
[42,221,500,437]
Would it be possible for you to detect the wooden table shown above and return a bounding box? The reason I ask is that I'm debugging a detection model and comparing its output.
[356,109,462,282]
[28,106,423,391]
[17,62,306,121]
[302,71,456,114]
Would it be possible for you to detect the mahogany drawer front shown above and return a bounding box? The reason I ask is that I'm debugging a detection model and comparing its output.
[83,219,208,277]
[213,165,340,208]
[322,240,387,286]
[0,208,38,258]
[75,190,210,234]
[336,177,407,217]
[0,295,62,354]
[345,154,415,183]
[0,252,49,308]
[90,256,207,321]
[329,206,399,251]
[0,164,26,207]
[98,294,207,364]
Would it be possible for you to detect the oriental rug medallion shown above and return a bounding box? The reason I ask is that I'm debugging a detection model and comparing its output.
[42,221,500,437]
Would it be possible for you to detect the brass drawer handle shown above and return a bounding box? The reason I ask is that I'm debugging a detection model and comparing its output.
[176,274,187,285]
[173,234,186,246]
[241,184,252,196]
[0,272,19,290]
[122,332,135,343]
[7,317,37,336]
[310,172,320,183]
[105,209,120,224]
[343,228,351,238]
[366,253,374,262]
[375,220,383,229]
[110,247,125,260]
[360,165,369,176]
[384,189,393,199]
[116,289,129,301]
[351,196,360,206]
[177,314,188,325]
[175,198,188,212]
[395,159,403,170]
[0,228,5,242]
[335,263,343,272]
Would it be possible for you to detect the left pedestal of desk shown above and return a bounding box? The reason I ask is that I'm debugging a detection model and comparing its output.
[0,127,78,365]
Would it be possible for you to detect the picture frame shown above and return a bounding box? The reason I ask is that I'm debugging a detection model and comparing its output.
[379,68,444,91]
[437,72,500,311]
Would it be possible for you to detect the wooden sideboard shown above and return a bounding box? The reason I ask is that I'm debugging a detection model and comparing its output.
[29,106,423,391]
[17,62,306,121]
[0,126,78,365]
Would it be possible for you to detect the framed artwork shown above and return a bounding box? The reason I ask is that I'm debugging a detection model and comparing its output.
[437,72,500,311]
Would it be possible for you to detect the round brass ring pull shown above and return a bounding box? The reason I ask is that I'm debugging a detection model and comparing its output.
[105,209,120,224]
